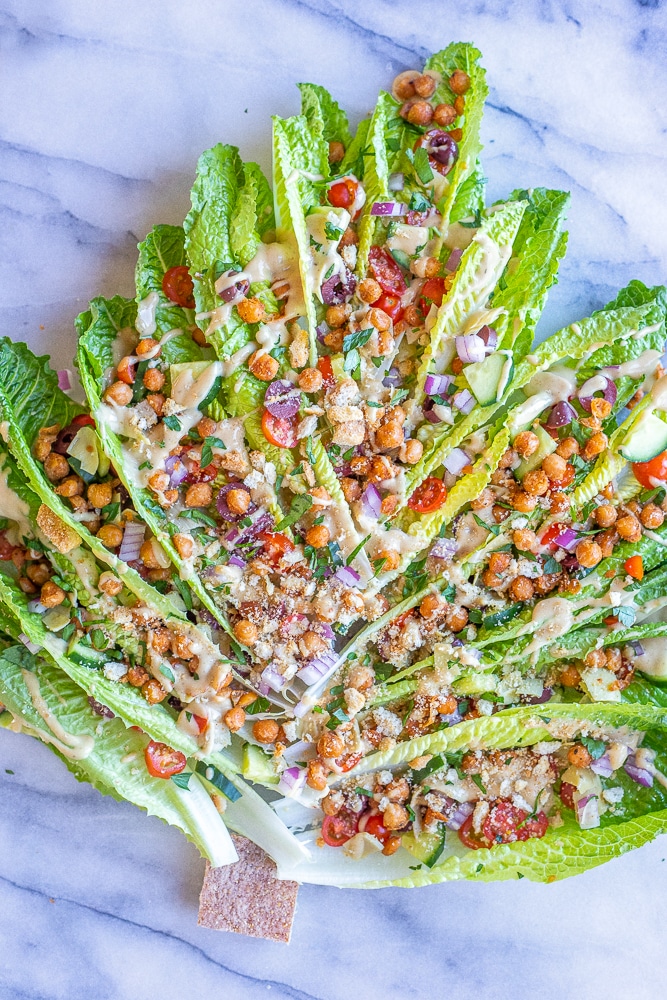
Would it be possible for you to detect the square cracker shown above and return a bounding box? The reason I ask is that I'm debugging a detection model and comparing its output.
[198,834,299,943]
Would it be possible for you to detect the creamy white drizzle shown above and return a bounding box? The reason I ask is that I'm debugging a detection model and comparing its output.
[22,669,94,760]
[135,291,160,337]
[0,458,32,538]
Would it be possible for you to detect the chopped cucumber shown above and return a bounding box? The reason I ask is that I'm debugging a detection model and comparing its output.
[515,424,556,480]
[402,828,447,867]
[242,742,280,785]
[619,410,667,463]
[465,351,514,406]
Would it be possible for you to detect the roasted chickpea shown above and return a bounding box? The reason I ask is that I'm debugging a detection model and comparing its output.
[224,706,246,732]
[253,719,280,744]
[420,593,444,619]
[126,664,149,687]
[605,647,623,673]
[514,430,539,458]
[301,631,327,657]
[594,504,617,528]
[454,94,466,115]
[184,483,213,508]
[523,469,550,496]
[143,366,165,392]
[150,628,171,655]
[87,482,113,509]
[323,328,344,352]
[489,551,511,574]
[306,758,329,791]
[325,304,352,328]
[376,549,400,572]
[568,744,593,768]
[148,470,170,493]
[43,452,70,482]
[403,304,423,327]
[368,307,392,332]
[358,278,382,303]
[171,632,194,660]
[233,619,258,646]
[433,102,457,126]
[542,453,568,482]
[226,487,251,515]
[237,297,266,324]
[597,527,618,558]
[306,524,330,548]
[493,504,511,523]
[172,533,194,559]
[582,431,608,461]
[383,802,410,830]
[512,491,537,513]
[341,477,361,502]
[55,475,85,498]
[560,664,582,688]
[616,514,641,542]
[556,436,579,460]
[197,416,217,439]
[142,679,168,705]
[445,605,468,632]
[139,539,164,570]
[640,503,664,529]
[375,422,404,451]
[145,393,165,417]
[400,438,423,464]
[298,367,323,393]
[382,835,403,856]
[317,731,345,758]
[499,448,519,470]
[509,575,534,602]
[98,571,123,597]
[25,562,51,586]
[97,523,124,549]
[380,494,400,516]
[18,576,37,595]
[40,581,66,607]
[449,69,471,94]
[513,528,537,552]
[406,100,434,126]
[575,539,603,568]
[104,381,133,406]
[414,73,437,98]
[248,351,279,381]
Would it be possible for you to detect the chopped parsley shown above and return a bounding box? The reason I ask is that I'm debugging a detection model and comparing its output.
[163,415,181,432]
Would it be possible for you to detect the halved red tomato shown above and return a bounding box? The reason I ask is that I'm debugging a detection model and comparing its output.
[261,409,297,449]
[183,461,218,484]
[321,812,359,847]
[374,293,404,323]
[363,813,390,845]
[418,277,446,314]
[317,355,336,391]
[192,714,208,734]
[624,555,644,581]
[71,414,96,429]
[482,800,548,845]
[144,740,187,779]
[162,265,196,309]
[368,245,407,296]
[458,814,489,850]
[559,781,576,810]
[327,177,358,209]
[633,451,667,489]
[258,531,295,563]
[407,476,448,513]
[117,356,137,385]
[540,522,567,549]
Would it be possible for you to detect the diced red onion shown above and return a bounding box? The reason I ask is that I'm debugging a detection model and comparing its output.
[216,482,255,522]
[382,368,402,388]
[455,334,485,364]
[260,663,285,693]
[278,766,307,796]
[424,403,442,424]
[335,565,360,587]
[228,554,247,569]
[578,374,617,413]
[57,369,73,391]
[371,201,407,217]
[388,173,405,192]
[445,248,463,272]
[442,447,470,476]
[264,380,301,418]
[316,322,329,342]
[546,400,577,428]
[452,389,475,414]
[628,640,645,656]
[27,600,49,615]
[118,521,145,562]
[424,373,453,396]
[18,634,41,655]
[321,267,356,305]
[430,537,457,561]
[88,696,114,719]
[297,652,338,686]
[553,526,579,551]
[478,326,498,351]
[446,801,473,831]
[624,753,654,787]
[590,753,614,778]
[164,454,189,487]
[316,623,335,641]
[576,794,600,829]
[360,483,382,519]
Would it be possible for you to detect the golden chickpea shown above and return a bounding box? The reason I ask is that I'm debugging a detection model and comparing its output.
[454,94,466,115]
[509,575,535,602]
[593,504,617,528]
[385,778,411,803]
[597,527,618,558]
[168,534,192,561]
[134,337,159,357]
[489,551,511,574]
[499,448,518,469]
[328,140,345,163]
[341,477,361,502]
[376,329,395,357]
[376,549,400,572]
[420,593,444,619]
[575,539,603,568]
[568,744,593,768]
[298,367,323,393]
[616,514,641,542]
[605,647,623,673]
[43,452,70,482]
[556,436,580,460]
[40,580,66,607]
[582,431,608,461]
[142,679,168,705]
[184,483,213,508]
[224,706,246,732]
[33,437,52,462]
[445,605,468,632]
[98,571,123,597]
[470,487,494,511]
[514,430,539,458]
[403,304,423,327]
[414,73,436,98]
[381,494,400,516]
[145,393,165,417]
[233,619,258,646]
[304,524,329,549]
[104,381,133,406]
[590,397,612,420]
[253,719,280,744]
[406,100,434,126]
[226,487,251,515]
[317,731,345,758]
[195,418,215,440]
[237,297,266,324]
[559,664,582,688]
[493,504,511,523]
[236,691,258,709]
[148,470,170,493]
[306,758,329,791]
[541,453,567,482]
[350,455,371,476]
[150,628,171,655]
[433,102,457,126]
[513,528,537,552]
[449,69,471,94]
[325,304,351,328]
[143,366,165,392]
[301,631,327,657]
[375,422,404,451]
[323,328,344,351]
[248,351,279,382]
[383,802,410,830]
[55,475,84,498]
[550,491,569,515]
[97,523,124,549]
[512,491,537,513]
[139,539,163,569]
[87,481,113,509]
[382,835,403,856]
[368,307,392,332]
[358,278,382,303]
[321,793,342,816]
[523,469,550,496]
[18,576,37,594]
[126,664,149,687]
[171,632,194,660]
[25,562,51,585]
[640,503,665,529]
[482,569,503,590]
[401,438,423,464]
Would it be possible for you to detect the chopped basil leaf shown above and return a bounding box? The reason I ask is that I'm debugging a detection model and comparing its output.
[343,327,373,353]
[201,435,226,468]
[246,696,271,715]
[580,736,606,760]
[473,513,500,536]
[324,221,344,241]
[170,771,192,790]
[276,493,313,531]
[163,415,181,432]
[159,664,176,683]
[100,502,120,522]
[323,263,335,281]
[412,146,434,184]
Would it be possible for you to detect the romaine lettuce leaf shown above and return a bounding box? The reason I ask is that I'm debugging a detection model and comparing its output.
[354,91,392,278]
[298,82,352,155]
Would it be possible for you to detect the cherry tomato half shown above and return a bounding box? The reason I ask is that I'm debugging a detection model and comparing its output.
[183,461,218,484]
[117,356,137,385]
[327,177,358,209]
[0,531,16,561]
[374,292,404,323]
[482,800,548,845]
[144,740,187,779]
[624,555,644,581]
[363,813,391,845]
[407,476,448,513]
[162,265,196,309]
[193,714,208,735]
[559,781,576,810]
[261,409,297,449]
[321,812,359,847]
[71,414,96,429]
[540,522,568,549]
[317,355,336,391]
[258,531,295,564]
[633,451,667,489]
[368,245,407,296]
[458,814,489,850]
[418,277,447,315]
[548,464,575,489]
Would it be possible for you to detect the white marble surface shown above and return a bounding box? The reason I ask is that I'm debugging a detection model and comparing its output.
[1,1,667,996]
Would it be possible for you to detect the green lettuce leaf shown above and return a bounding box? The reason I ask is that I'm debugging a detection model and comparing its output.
[298,82,352,153]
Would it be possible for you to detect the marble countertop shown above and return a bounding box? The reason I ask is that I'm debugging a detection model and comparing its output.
[1,1,667,996]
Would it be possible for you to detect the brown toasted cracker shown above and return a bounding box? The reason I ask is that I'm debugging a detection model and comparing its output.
[198,835,299,942]
[36,504,81,554]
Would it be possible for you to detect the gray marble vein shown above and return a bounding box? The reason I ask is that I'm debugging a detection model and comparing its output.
[1,0,667,996]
